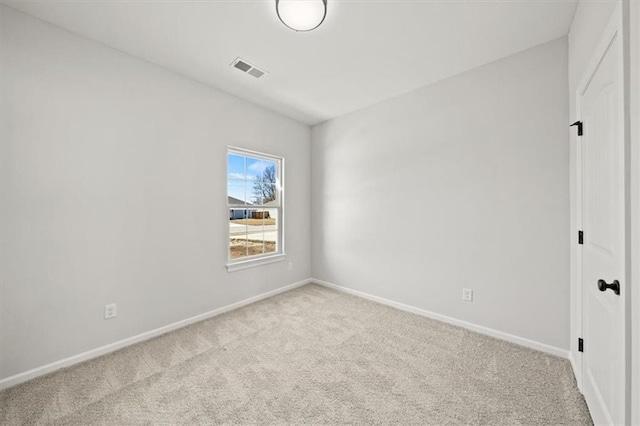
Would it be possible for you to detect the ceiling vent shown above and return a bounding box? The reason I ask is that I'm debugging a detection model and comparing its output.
[230,57,268,79]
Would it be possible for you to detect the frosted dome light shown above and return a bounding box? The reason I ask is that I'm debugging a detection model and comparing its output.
[276,0,327,32]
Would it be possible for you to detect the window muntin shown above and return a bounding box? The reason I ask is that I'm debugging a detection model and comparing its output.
[227,148,283,267]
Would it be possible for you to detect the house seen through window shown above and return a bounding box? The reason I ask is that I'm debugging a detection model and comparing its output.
[227,148,283,265]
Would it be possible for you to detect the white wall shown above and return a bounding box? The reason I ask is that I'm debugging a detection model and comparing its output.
[567,0,618,380]
[0,5,311,381]
[311,38,570,350]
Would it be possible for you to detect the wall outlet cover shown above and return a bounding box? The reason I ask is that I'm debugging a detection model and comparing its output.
[105,303,117,319]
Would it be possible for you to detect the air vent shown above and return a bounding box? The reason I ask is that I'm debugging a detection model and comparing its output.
[230,57,268,79]
[248,68,265,79]
[234,60,251,72]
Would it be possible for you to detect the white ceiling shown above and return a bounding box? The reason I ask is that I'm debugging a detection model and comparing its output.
[4,0,578,125]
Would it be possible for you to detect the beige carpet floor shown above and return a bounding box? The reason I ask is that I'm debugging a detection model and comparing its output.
[1,283,592,425]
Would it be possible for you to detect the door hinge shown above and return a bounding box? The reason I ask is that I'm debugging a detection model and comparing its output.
[578,230,584,245]
[571,121,583,136]
[578,338,584,352]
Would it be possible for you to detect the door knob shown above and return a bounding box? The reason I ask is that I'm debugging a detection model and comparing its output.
[597,279,620,295]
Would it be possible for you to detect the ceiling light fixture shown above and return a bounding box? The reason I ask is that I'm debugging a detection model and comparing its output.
[276,0,327,32]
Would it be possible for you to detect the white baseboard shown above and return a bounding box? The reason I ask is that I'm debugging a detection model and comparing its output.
[0,278,312,391]
[313,278,570,359]
[567,351,583,391]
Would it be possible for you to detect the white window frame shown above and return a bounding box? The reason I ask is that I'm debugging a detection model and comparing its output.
[226,146,285,272]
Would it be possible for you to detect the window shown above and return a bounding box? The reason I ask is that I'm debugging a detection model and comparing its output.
[227,147,284,271]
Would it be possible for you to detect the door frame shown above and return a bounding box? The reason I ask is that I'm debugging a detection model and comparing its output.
[630,0,640,423]
[574,2,630,423]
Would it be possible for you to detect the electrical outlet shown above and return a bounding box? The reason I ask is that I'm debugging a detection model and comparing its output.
[462,288,473,302]
[288,262,293,271]
[104,303,117,319]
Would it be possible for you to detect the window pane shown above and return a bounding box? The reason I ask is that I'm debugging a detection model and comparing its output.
[228,154,246,180]
[260,161,277,183]
[251,208,277,227]
[246,231,266,256]
[254,209,277,254]
[229,218,248,259]
[245,157,264,182]
[229,216,248,236]
[249,182,264,206]
[247,183,278,206]
[245,228,278,257]
[229,239,248,259]
[262,183,277,205]
[228,180,248,205]
[263,208,277,254]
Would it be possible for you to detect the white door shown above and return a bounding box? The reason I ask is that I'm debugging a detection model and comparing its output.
[579,8,626,426]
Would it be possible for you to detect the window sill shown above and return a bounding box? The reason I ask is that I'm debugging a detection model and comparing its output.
[226,253,286,272]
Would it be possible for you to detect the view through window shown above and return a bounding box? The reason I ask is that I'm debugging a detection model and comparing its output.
[227,148,282,263]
